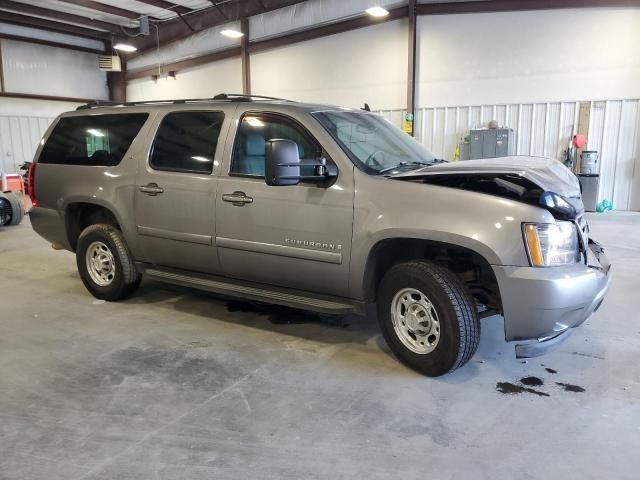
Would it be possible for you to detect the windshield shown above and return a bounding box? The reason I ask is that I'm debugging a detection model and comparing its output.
[311,110,438,174]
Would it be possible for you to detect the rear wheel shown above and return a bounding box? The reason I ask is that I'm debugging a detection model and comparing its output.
[76,224,141,301]
[377,260,480,377]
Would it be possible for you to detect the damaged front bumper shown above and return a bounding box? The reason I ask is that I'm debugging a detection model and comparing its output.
[493,239,611,358]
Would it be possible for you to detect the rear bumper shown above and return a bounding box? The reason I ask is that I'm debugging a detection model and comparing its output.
[493,239,610,350]
[29,206,70,250]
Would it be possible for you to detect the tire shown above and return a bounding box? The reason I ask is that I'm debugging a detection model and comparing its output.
[3,192,24,226]
[76,224,141,301]
[377,260,480,377]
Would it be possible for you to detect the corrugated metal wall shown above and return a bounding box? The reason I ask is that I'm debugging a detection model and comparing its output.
[2,101,638,211]
[380,99,640,211]
[0,115,52,174]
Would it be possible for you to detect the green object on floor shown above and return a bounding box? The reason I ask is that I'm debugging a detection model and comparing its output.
[596,200,613,213]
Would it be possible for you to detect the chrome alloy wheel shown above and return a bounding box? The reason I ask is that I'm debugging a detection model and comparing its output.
[390,288,441,354]
[85,241,116,287]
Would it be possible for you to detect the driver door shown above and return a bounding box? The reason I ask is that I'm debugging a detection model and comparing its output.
[215,111,354,297]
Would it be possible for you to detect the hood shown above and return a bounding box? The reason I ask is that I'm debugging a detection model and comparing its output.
[393,156,583,217]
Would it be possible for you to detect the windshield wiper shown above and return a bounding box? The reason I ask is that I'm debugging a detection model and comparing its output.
[378,161,433,174]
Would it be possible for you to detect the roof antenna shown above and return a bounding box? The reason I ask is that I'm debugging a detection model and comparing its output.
[362,103,371,112]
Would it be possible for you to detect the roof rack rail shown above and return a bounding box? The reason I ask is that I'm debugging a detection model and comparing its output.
[76,93,292,110]
[212,93,292,102]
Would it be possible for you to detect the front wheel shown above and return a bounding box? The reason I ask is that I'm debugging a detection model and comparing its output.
[76,224,141,301]
[377,261,480,376]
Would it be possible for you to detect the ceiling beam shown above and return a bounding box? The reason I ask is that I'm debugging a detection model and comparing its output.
[125,6,406,81]
[57,0,141,20]
[0,0,124,33]
[129,0,308,57]
[416,0,640,14]
[0,91,100,103]
[0,10,111,39]
[135,0,192,15]
[0,32,104,53]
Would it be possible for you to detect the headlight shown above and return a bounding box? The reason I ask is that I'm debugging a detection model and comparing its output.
[523,222,580,266]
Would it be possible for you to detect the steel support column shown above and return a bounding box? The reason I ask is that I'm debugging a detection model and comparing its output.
[241,17,251,95]
[406,0,417,136]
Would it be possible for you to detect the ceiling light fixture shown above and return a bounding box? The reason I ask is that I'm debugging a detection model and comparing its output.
[365,6,389,17]
[113,43,137,53]
[221,29,244,39]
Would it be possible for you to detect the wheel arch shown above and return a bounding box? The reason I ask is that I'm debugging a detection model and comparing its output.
[64,201,124,252]
[361,236,502,313]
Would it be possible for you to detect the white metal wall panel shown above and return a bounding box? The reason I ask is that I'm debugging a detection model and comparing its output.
[417,8,640,107]
[379,99,640,211]
[0,114,53,174]
[0,97,81,118]
[126,57,242,101]
[250,19,407,110]
[0,39,108,100]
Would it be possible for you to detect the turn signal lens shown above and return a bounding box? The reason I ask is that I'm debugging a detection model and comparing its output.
[524,224,544,266]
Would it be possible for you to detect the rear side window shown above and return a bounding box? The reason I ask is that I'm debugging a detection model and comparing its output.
[39,113,148,166]
[150,111,225,175]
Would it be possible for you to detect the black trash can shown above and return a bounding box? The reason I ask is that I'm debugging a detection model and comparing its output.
[578,174,599,212]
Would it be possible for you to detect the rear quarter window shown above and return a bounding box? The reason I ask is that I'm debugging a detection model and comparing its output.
[38,113,149,166]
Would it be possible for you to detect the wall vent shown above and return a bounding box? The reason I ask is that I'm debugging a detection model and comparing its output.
[98,55,122,72]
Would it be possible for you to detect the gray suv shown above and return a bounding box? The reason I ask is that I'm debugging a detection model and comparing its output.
[29,94,610,376]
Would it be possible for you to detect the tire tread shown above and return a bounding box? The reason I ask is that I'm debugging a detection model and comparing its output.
[379,260,480,375]
[77,224,140,300]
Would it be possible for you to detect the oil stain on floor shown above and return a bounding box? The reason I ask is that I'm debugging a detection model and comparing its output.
[496,372,586,397]
[496,381,550,397]
[520,376,544,387]
[556,382,586,392]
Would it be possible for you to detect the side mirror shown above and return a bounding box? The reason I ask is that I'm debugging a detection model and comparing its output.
[265,138,338,187]
[265,139,301,186]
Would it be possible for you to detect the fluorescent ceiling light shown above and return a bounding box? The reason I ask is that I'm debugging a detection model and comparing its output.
[87,129,104,137]
[113,43,137,52]
[221,29,244,38]
[365,6,389,17]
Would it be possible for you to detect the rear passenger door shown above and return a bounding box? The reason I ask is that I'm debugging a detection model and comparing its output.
[134,109,228,273]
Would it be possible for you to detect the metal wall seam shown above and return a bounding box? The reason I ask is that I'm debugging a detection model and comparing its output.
[0,114,53,174]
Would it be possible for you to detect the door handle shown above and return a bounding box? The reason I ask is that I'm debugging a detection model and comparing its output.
[139,183,164,196]
[222,191,253,206]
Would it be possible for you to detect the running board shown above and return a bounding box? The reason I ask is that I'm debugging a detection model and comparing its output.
[142,266,363,315]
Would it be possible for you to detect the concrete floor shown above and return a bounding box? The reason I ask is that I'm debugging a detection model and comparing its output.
[0,212,639,479]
